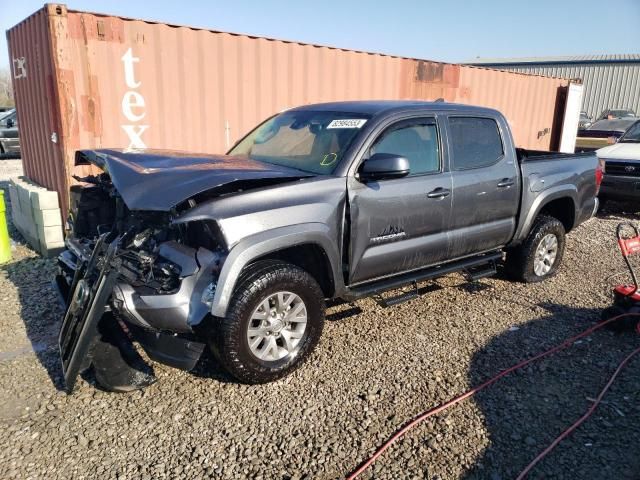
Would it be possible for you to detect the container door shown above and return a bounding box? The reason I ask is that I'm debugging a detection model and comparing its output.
[348,117,453,285]
[559,82,584,153]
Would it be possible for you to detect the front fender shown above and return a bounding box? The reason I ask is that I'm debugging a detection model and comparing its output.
[209,223,343,318]
[511,185,578,245]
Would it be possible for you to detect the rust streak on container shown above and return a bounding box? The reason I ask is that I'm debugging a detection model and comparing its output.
[8,4,573,216]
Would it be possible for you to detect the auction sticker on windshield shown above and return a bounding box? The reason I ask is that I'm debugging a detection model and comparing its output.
[327,119,367,129]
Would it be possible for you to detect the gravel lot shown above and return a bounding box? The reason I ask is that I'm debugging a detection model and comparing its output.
[1,158,639,479]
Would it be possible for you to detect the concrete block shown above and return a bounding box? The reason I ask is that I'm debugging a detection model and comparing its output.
[37,224,64,245]
[22,228,38,249]
[8,185,20,213]
[39,241,65,259]
[11,210,23,232]
[31,190,59,211]
[34,208,62,227]
[17,185,31,214]
[18,176,41,190]
[11,176,65,256]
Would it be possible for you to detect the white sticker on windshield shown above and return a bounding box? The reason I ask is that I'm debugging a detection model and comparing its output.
[326,119,367,129]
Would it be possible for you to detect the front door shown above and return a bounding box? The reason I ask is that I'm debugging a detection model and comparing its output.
[348,117,453,285]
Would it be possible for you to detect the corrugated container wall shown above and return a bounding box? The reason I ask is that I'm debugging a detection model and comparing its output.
[8,4,572,214]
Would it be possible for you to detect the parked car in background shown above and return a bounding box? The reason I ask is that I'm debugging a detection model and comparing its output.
[0,109,20,157]
[579,111,592,130]
[576,117,638,152]
[597,119,640,203]
[597,108,636,121]
[55,101,601,392]
[0,109,14,122]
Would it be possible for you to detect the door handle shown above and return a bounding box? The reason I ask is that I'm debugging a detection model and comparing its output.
[497,178,515,188]
[427,187,451,199]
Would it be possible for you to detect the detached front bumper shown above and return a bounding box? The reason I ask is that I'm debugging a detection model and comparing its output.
[55,236,223,392]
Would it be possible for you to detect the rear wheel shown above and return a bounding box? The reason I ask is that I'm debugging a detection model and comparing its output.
[505,215,566,283]
[211,260,325,384]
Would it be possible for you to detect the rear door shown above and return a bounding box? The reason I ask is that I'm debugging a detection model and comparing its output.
[445,115,520,259]
[347,116,453,284]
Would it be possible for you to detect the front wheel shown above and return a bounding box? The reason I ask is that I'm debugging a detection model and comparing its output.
[505,215,566,283]
[211,260,325,384]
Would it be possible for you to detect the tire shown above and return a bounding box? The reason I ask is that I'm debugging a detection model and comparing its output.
[212,260,325,384]
[505,215,566,283]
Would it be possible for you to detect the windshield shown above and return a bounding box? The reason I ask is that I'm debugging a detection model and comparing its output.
[229,110,370,174]
[620,122,640,143]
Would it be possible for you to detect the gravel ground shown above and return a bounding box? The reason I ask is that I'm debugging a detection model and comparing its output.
[1,157,640,479]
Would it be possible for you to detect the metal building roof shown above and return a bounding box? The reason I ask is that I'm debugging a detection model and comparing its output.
[466,55,640,121]
[469,54,640,65]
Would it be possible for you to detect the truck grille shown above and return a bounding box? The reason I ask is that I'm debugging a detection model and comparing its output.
[605,161,640,177]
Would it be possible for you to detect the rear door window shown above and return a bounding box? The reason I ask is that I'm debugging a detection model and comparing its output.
[448,117,504,170]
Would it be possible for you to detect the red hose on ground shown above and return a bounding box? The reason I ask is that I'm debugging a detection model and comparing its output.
[516,343,640,479]
[346,313,640,480]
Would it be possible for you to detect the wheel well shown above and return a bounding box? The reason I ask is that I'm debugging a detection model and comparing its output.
[539,197,575,232]
[249,244,335,297]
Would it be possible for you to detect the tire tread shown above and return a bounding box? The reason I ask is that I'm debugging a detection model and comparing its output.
[213,260,325,384]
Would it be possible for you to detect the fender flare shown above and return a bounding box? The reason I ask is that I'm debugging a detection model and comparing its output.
[209,223,343,318]
[512,185,578,245]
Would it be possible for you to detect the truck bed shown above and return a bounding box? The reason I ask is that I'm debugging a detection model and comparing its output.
[516,148,596,162]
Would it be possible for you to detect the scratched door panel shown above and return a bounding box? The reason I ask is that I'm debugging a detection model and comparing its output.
[348,172,453,285]
[446,116,520,259]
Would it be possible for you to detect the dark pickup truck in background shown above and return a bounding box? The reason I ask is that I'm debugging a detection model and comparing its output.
[56,101,600,392]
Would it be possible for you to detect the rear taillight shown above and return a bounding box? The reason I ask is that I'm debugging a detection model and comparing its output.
[595,158,605,194]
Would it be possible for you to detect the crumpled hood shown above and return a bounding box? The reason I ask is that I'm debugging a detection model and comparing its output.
[77,149,313,211]
[596,143,640,161]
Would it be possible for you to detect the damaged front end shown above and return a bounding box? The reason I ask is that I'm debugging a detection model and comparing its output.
[57,160,227,393]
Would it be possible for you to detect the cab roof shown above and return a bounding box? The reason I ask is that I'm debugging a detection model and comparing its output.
[288,100,499,117]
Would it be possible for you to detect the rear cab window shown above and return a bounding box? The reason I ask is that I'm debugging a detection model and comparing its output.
[448,117,504,170]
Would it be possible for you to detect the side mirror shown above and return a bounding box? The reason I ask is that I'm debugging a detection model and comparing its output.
[4,118,13,128]
[358,153,410,181]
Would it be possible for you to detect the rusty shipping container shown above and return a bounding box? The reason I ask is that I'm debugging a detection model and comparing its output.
[8,4,575,215]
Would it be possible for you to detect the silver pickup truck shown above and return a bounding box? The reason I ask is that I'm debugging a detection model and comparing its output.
[56,101,600,392]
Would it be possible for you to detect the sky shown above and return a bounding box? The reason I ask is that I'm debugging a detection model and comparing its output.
[1,0,640,70]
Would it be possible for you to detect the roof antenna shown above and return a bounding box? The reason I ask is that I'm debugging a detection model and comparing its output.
[434,98,445,103]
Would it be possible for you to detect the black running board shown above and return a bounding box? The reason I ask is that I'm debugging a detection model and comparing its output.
[463,259,498,282]
[375,281,419,307]
[345,251,503,301]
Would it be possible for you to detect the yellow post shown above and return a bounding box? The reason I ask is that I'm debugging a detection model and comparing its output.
[0,190,12,264]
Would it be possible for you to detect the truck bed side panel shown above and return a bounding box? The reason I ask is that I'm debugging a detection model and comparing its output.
[512,152,598,245]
